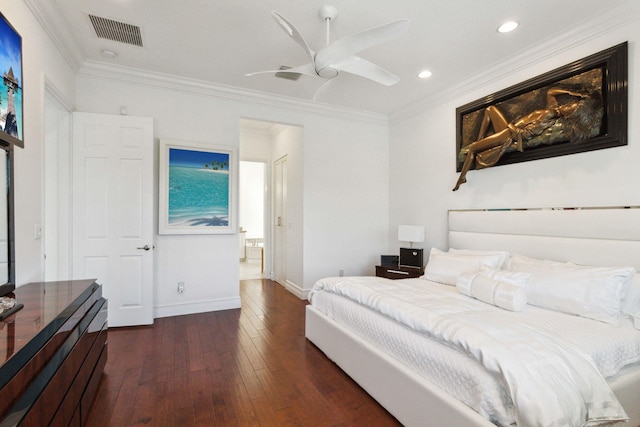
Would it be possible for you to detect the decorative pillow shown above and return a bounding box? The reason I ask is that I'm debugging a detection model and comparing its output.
[518,263,636,325]
[423,248,504,286]
[456,272,527,312]
[449,248,511,269]
[479,266,530,289]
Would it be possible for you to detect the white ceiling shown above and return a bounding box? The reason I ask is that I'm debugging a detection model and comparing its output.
[30,0,632,115]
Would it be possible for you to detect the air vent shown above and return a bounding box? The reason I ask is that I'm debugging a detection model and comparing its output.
[275,66,302,81]
[88,14,143,47]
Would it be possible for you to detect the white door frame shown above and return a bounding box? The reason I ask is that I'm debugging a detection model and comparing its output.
[273,154,287,286]
[43,86,73,281]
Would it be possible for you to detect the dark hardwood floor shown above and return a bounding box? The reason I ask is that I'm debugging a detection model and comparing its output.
[86,279,402,426]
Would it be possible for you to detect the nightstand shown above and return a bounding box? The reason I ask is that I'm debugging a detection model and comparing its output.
[375,265,425,280]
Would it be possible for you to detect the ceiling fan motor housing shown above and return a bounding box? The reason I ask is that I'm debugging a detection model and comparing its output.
[317,67,339,78]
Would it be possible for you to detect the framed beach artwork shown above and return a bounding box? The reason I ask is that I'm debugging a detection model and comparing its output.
[159,139,237,235]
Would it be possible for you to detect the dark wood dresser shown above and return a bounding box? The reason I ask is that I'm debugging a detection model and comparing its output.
[0,279,107,426]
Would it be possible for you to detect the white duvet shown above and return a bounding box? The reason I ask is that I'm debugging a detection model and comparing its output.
[309,276,629,427]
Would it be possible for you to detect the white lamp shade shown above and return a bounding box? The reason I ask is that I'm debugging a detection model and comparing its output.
[398,225,425,244]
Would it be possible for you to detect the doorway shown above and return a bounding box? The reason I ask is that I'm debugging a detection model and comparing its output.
[239,118,302,293]
[239,160,266,280]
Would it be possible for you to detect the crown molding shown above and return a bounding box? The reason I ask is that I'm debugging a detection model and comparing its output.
[77,61,388,126]
[390,1,640,122]
[23,0,84,71]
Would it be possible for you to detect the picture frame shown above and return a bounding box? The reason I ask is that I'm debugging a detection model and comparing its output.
[159,139,237,235]
[0,13,24,148]
[456,42,627,172]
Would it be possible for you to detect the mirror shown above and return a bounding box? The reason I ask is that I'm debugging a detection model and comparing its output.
[0,141,14,296]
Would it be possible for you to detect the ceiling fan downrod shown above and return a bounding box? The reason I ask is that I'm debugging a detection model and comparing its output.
[318,5,339,78]
[320,5,338,46]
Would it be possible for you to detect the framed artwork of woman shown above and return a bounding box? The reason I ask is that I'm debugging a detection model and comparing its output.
[454,42,627,191]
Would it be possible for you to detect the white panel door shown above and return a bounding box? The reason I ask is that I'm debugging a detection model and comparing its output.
[72,112,154,327]
[273,155,287,284]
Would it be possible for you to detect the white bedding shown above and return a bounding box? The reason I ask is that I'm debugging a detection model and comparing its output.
[309,276,640,427]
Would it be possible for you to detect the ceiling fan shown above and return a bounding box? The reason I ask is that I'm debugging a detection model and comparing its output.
[246,5,409,92]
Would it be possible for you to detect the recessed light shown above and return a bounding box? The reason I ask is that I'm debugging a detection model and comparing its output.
[101,49,117,59]
[418,70,432,79]
[497,21,518,33]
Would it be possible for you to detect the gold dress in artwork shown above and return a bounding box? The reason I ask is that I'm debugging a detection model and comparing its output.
[453,88,602,191]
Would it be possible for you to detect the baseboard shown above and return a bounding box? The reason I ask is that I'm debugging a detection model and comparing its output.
[153,296,241,319]
[274,279,310,300]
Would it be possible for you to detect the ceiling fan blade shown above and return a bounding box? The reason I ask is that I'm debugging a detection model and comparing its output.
[246,63,318,78]
[271,11,316,64]
[315,19,409,69]
[312,78,335,101]
[333,56,400,86]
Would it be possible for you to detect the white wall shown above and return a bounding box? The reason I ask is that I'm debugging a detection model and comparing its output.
[303,115,391,282]
[389,8,640,256]
[4,1,77,285]
[75,69,390,314]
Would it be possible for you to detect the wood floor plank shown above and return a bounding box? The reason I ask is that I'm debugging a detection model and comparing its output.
[86,279,401,426]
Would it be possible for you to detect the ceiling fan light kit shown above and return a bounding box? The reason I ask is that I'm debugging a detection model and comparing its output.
[246,5,409,98]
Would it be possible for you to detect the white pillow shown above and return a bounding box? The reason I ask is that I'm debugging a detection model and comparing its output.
[509,253,568,271]
[621,273,640,317]
[517,263,635,325]
[479,266,530,288]
[456,272,527,312]
[449,248,511,269]
[423,248,504,286]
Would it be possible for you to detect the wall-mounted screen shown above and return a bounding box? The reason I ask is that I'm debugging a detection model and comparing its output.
[0,13,23,148]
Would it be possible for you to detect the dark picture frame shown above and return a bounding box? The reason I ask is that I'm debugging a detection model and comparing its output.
[456,42,627,172]
[0,13,23,149]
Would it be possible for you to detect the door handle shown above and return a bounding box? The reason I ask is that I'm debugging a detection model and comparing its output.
[137,245,152,251]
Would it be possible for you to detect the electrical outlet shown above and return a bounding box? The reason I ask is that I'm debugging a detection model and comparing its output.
[178,282,185,294]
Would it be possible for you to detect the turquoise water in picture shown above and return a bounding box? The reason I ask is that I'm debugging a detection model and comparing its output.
[168,145,231,227]
[168,166,229,226]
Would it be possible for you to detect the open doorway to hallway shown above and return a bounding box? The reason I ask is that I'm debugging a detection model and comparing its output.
[238,118,302,288]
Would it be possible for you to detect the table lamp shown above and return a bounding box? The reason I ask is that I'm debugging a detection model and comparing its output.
[398,225,425,268]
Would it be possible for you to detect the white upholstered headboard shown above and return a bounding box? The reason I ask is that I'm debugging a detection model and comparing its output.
[448,207,640,270]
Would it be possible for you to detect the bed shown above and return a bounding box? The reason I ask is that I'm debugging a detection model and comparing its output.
[305,207,640,426]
